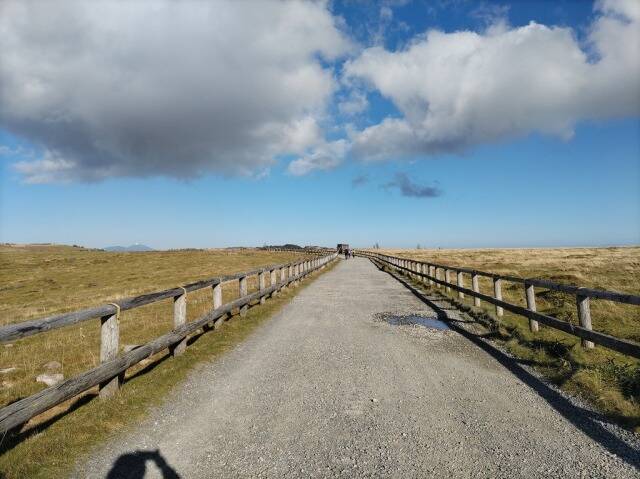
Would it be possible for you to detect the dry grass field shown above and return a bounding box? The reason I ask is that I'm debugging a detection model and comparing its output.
[0,244,308,412]
[0,244,329,478]
[375,247,640,431]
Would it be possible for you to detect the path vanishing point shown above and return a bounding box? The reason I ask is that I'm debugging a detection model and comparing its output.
[76,258,640,478]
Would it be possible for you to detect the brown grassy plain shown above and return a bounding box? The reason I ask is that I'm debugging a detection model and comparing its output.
[0,244,311,410]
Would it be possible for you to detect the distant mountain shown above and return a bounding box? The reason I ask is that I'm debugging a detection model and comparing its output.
[104,244,154,252]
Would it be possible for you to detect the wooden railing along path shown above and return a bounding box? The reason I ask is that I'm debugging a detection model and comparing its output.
[359,251,640,359]
[0,252,337,434]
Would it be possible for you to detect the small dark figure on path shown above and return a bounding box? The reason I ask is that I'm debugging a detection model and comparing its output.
[106,449,180,479]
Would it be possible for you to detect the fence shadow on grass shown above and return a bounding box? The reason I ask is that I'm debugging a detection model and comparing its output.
[374,261,640,471]
[0,349,175,456]
[0,315,228,457]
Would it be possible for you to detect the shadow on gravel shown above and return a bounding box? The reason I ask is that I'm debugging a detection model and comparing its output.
[106,449,180,479]
[373,261,640,471]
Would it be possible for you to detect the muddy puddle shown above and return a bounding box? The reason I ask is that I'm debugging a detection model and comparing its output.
[374,312,449,331]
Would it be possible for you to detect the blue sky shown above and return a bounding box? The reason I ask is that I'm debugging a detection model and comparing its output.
[1,0,639,249]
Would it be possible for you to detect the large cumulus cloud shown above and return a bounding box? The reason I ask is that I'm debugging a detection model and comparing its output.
[0,0,351,182]
[344,0,640,161]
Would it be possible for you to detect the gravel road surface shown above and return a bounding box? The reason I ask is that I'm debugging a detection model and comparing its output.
[75,258,640,478]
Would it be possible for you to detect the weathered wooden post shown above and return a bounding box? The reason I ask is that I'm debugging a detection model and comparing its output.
[281,266,287,290]
[99,305,120,398]
[172,288,187,356]
[445,269,451,293]
[259,270,267,304]
[429,265,435,286]
[287,264,293,288]
[239,275,248,316]
[493,277,503,317]
[471,273,481,307]
[436,267,442,288]
[457,271,465,299]
[525,282,539,332]
[270,268,277,297]
[577,291,594,349]
[212,281,225,329]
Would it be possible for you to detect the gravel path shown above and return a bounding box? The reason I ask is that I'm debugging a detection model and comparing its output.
[75,258,639,478]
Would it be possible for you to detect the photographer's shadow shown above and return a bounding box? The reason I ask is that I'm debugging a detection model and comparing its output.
[106,449,180,479]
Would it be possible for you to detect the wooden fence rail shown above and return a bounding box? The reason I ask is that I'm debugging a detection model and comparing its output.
[0,252,337,434]
[358,251,640,359]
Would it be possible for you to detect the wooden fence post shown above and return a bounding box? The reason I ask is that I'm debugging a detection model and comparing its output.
[525,282,539,332]
[99,309,120,399]
[270,269,277,297]
[259,270,267,304]
[472,273,481,307]
[493,277,503,317]
[212,282,224,329]
[172,289,187,356]
[436,267,442,288]
[445,269,451,293]
[239,276,248,316]
[286,265,292,288]
[428,265,435,286]
[577,292,594,349]
[281,267,287,290]
[457,271,465,299]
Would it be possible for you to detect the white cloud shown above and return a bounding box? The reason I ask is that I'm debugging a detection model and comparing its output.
[338,90,369,116]
[0,0,351,182]
[13,149,76,184]
[344,0,640,161]
[287,139,348,176]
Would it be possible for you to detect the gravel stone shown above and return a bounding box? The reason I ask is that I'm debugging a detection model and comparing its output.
[36,373,64,387]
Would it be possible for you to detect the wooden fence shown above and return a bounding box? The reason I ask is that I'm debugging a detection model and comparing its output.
[359,251,640,359]
[0,252,337,434]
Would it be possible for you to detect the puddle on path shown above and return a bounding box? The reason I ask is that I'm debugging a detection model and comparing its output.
[374,312,449,330]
